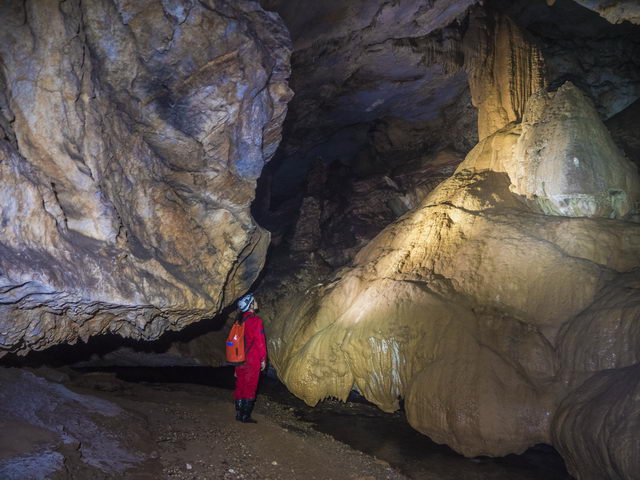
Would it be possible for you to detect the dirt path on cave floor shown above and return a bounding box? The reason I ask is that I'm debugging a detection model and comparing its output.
[70,374,408,480]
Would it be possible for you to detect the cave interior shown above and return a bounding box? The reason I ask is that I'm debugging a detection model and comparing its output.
[1,0,640,478]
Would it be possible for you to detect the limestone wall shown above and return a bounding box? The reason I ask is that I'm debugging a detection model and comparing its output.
[0,0,292,355]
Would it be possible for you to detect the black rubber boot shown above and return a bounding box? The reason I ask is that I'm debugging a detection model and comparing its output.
[240,398,257,423]
[235,400,243,421]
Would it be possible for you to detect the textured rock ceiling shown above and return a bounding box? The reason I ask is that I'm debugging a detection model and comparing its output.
[261,0,640,202]
[261,0,480,196]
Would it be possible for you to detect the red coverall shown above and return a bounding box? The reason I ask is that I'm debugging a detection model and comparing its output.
[234,312,267,400]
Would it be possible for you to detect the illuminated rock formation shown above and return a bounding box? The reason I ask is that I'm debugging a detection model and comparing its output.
[510,83,639,218]
[463,8,546,140]
[266,157,640,456]
[0,0,291,355]
[262,6,640,460]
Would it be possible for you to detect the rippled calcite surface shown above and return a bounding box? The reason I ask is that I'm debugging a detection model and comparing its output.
[267,160,640,456]
[510,83,640,218]
[552,363,640,480]
[463,8,546,140]
[0,0,291,355]
[263,14,640,457]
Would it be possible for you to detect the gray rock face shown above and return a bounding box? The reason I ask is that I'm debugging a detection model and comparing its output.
[0,0,291,355]
[606,98,640,168]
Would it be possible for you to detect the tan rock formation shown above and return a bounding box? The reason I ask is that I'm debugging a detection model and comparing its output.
[551,364,640,480]
[557,272,640,390]
[266,162,640,456]
[510,83,640,218]
[264,77,640,456]
[463,8,547,140]
[0,0,291,355]
[254,3,640,460]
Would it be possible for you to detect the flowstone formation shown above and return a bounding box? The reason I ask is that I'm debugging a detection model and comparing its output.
[260,4,640,477]
[0,0,291,355]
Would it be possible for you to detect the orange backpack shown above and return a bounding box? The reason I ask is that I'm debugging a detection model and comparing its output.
[225,320,246,365]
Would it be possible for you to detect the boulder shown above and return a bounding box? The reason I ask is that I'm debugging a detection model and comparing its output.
[0,0,292,355]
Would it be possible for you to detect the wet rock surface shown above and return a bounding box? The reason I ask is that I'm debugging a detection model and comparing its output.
[0,0,291,355]
[0,368,159,479]
[0,367,409,480]
[1,365,573,480]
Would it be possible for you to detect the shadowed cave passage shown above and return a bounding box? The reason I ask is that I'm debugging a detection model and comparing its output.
[1,0,640,479]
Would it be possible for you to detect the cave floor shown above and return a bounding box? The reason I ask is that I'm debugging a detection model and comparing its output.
[66,372,406,480]
[52,368,569,480]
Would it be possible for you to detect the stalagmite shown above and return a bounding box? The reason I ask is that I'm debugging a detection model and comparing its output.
[510,83,640,218]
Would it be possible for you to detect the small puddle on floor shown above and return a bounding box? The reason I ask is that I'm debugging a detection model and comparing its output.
[260,375,571,480]
[75,366,571,480]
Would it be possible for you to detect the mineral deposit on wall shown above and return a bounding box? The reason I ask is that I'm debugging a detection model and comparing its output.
[0,0,291,355]
[261,6,640,474]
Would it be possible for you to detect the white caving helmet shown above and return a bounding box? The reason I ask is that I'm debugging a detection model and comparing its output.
[237,293,255,312]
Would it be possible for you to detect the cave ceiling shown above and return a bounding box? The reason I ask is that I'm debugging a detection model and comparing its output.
[260,0,640,200]
[260,0,480,197]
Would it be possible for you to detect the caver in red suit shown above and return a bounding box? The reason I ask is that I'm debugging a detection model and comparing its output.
[234,294,267,423]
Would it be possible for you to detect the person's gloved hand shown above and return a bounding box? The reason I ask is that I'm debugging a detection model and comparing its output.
[260,360,266,371]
